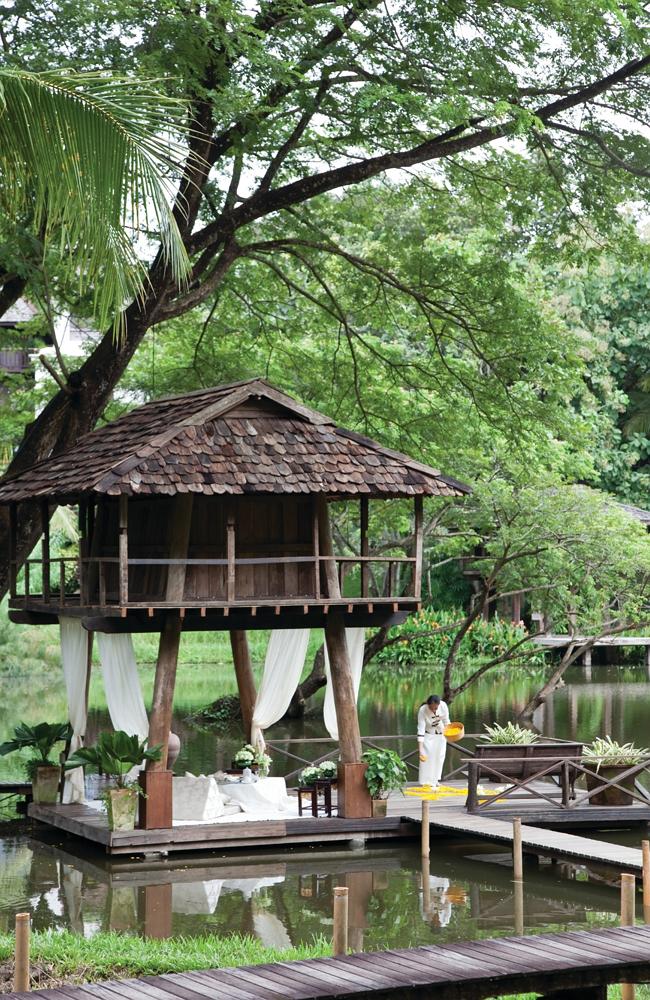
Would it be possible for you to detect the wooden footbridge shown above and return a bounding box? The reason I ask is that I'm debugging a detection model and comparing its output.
[6,927,650,999]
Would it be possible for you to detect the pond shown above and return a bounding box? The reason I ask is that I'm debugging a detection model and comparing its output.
[0,658,649,949]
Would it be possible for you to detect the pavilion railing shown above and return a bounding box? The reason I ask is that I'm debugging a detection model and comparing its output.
[11,553,418,606]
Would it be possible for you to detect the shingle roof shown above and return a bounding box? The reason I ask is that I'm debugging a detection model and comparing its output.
[618,502,650,525]
[0,379,470,502]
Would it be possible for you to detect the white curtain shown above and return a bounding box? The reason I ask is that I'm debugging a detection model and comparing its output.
[60,616,90,803]
[251,630,311,750]
[323,627,366,740]
[96,633,149,740]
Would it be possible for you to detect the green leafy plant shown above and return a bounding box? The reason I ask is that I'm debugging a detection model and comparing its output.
[299,766,322,787]
[583,736,650,772]
[362,748,408,800]
[0,721,72,779]
[233,743,271,776]
[65,731,162,789]
[480,722,539,745]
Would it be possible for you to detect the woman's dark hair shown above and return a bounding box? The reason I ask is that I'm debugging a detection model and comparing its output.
[427,695,441,705]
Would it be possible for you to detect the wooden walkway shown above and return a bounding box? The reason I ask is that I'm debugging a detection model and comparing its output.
[7,927,650,999]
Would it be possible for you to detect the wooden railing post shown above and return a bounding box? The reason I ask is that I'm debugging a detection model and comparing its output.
[118,495,129,607]
[227,512,236,602]
[9,503,17,597]
[41,499,50,603]
[621,872,636,1000]
[14,912,30,993]
[642,840,650,924]
[360,498,369,598]
[59,560,66,606]
[512,817,523,882]
[466,760,478,812]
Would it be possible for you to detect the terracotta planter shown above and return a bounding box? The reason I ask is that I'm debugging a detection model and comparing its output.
[371,798,388,818]
[585,765,636,806]
[32,764,61,804]
[106,787,139,831]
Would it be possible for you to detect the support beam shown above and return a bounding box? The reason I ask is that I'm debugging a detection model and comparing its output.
[148,614,182,770]
[325,611,362,763]
[230,630,257,742]
[8,504,17,598]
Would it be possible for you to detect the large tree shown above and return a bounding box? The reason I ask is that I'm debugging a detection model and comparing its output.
[1,0,649,594]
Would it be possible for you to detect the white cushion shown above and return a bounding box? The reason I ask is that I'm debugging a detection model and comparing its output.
[172,774,225,822]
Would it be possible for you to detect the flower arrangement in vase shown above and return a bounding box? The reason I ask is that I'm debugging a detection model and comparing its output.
[232,743,271,777]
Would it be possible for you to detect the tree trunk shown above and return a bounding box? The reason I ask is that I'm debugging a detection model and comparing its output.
[230,630,257,741]
[285,644,326,718]
[518,643,588,720]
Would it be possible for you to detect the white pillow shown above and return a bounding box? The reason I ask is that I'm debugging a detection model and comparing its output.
[172,774,225,822]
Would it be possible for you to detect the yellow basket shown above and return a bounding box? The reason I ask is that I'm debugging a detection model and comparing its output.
[444,722,465,743]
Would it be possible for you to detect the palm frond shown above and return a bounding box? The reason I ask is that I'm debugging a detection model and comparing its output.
[0,69,192,336]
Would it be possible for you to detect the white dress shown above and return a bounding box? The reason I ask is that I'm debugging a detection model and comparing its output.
[417,701,450,787]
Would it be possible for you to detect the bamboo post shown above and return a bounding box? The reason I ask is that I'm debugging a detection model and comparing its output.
[621,873,636,1000]
[421,856,431,916]
[512,817,523,882]
[14,912,30,993]
[333,886,349,956]
[513,877,524,937]
[421,800,430,858]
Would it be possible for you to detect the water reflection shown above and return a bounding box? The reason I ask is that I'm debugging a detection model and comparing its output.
[0,834,626,946]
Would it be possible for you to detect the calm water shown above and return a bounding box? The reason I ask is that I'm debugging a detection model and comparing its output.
[0,659,649,946]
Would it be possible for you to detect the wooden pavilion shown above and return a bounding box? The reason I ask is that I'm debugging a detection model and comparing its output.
[0,379,468,826]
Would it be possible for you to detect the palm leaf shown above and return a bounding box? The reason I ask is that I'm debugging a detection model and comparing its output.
[0,69,191,337]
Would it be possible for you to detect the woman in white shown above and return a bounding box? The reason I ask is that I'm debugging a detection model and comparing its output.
[417,694,450,788]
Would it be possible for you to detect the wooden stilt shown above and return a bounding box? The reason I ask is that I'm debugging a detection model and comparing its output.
[230,630,257,742]
[13,912,30,993]
[139,614,181,829]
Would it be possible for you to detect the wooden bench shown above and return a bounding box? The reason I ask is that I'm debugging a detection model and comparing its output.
[466,742,583,812]
[7,926,650,999]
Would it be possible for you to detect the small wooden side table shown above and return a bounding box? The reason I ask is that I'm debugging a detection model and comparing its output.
[297,779,335,817]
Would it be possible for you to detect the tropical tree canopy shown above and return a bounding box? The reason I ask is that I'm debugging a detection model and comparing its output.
[0,68,190,333]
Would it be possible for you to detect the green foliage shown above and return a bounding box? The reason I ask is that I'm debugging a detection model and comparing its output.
[66,731,162,788]
[0,721,71,773]
[480,722,539,745]
[375,608,545,667]
[0,68,189,336]
[0,929,330,984]
[583,735,650,769]
[362,748,408,799]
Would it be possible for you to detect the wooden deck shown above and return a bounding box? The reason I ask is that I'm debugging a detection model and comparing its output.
[29,779,650,863]
[6,927,650,999]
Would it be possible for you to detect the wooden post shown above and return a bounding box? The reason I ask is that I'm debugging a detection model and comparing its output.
[148,615,182,771]
[230,631,257,742]
[317,496,340,601]
[41,499,50,603]
[333,887,349,956]
[642,840,650,914]
[312,500,321,600]
[421,800,430,858]
[14,912,30,993]
[360,498,369,598]
[9,503,17,597]
[421,856,431,916]
[413,495,423,598]
[621,872,636,1000]
[227,510,236,602]
[78,499,88,606]
[512,817,523,882]
[513,877,524,937]
[118,495,128,607]
[165,494,194,603]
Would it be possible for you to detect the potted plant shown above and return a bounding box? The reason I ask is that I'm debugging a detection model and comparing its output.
[480,722,539,745]
[0,722,72,803]
[232,743,271,777]
[318,760,338,782]
[66,731,162,831]
[299,765,322,787]
[582,736,650,807]
[362,748,408,817]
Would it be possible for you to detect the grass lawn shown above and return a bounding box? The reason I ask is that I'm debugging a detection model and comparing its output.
[0,929,330,993]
